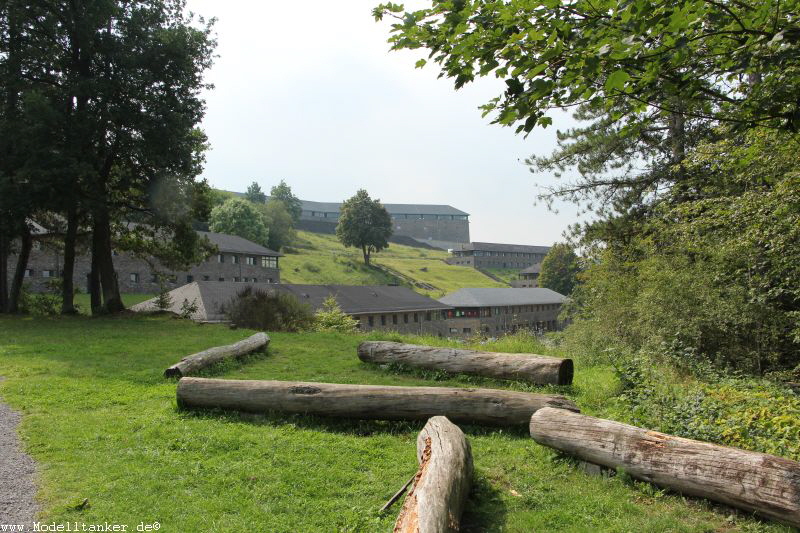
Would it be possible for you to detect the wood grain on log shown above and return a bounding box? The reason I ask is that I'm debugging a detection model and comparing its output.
[395,417,472,533]
[529,407,800,528]
[177,378,578,426]
[358,341,573,386]
[164,332,269,378]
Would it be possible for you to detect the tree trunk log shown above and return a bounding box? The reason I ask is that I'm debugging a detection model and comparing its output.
[177,378,578,426]
[358,341,573,386]
[61,206,78,314]
[395,416,472,533]
[165,332,269,378]
[8,225,31,313]
[529,407,800,528]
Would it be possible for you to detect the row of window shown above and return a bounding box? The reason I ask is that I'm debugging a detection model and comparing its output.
[446,304,559,318]
[365,311,437,327]
[128,273,274,284]
[23,269,57,278]
[216,254,278,269]
[302,211,469,222]
[455,251,544,259]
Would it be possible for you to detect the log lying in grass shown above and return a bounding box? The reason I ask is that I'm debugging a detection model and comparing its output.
[358,341,573,386]
[165,332,269,378]
[177,378,578,426]
[395,416,472,532]
[529,407,800,528]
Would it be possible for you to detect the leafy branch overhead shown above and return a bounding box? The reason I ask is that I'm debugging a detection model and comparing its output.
[374,0,800,133]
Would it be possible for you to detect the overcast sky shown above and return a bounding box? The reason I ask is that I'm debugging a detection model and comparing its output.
[184,0,583,246]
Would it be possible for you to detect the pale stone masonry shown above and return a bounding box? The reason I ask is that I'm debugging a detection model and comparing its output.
[8,230,281,294]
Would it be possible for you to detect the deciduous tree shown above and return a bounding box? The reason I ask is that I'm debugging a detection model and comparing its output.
[336,189,392,266]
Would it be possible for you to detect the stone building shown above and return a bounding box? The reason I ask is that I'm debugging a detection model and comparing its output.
[510,263,541,288]
[231,192,471,250]
[438,287,566,337]
[445,242,551,270]
[10,230,281,294]
[132,281,452,335]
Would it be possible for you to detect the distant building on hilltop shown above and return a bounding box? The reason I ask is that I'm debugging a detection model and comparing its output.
[445,242,550,270]
[439,287,566,337]
[229,191,470,250]
[510,263,542,288]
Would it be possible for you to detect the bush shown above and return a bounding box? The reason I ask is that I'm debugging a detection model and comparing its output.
[179,298,199,319]
[224,286,314,332]
[312,295,359,333]
[303,262,321,273]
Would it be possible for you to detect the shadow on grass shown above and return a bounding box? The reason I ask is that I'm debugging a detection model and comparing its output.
[177,407,534,439]
[461,472,509,532]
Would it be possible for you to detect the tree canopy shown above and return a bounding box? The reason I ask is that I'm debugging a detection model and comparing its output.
[209,198,270,248]
[538,243,581,296]
[336,189,393,265]
[245,181,267,204]
[269,180,302,223]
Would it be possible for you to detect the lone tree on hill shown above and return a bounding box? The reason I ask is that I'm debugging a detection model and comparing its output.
[538,243,581,296]
[269,180,302,223]
[336,189,392,266]
[245,182,266,204]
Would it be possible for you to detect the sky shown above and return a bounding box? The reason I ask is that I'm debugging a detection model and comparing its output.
[184,0,583,246]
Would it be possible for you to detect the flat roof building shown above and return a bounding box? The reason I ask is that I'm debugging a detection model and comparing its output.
[446,242,551,271]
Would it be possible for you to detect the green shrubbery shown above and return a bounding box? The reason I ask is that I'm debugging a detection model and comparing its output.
[225,286,314,332]
[311,296,359,333]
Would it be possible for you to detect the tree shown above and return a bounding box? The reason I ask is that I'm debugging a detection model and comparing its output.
[538,244,581,296]
[245,181,266,204]
[209,198,269,247]
[260,201,296,252]
[269,180,302,223]
[336,189,392,265]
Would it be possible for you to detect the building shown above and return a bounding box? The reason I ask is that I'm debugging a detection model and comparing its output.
[131,281,452,335]
[438,287,566,337]
[10,230,281,294]
[510,263,541,288]
[231,192,470,250]
[445,242,551,270]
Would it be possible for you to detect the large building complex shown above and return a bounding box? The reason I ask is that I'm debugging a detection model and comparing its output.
[9,230,281,294]
[438,287,566,336]
[445,242,551,270]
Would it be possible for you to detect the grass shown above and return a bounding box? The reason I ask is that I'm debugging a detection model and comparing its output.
[280,231,502,295]
[0,315,790,532]
[70,292,154,314]
[483,267,523,285]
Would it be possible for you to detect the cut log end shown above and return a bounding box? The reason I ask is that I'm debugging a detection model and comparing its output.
[557,359,574,386]
[164,366,183,379]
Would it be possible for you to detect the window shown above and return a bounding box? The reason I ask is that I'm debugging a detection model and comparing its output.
[463,328,471,334]
[380,315,386,326]
[203,275,210,281]
[187,275,194,283]
[425,311,432,321]
[392,315,398,325]
[403,313,409,324]
[150,274,158,283]
[449,328,459,334]
[234,277,241,282]
[32,241,42,251]
[218,254,225,263]
[261,256,278,269]
[24,269,33,278]
[232,255,239,264]
[42,270,56,278]
[252,278,258,283]
[246,256,256,265]
[218,277,225,282]
[130,273,139,283]
[368,316,374,327]
[413,313,419,323]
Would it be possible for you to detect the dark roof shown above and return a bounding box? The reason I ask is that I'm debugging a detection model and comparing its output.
[197,231,282,257]
[519,263,542,275]
[277,284,451,315]
[226,190,468,217]
[439,287,566,307]
[453,242,551,254]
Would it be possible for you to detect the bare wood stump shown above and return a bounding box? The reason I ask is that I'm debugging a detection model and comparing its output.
[164,332,269,378]
[177,378,578,426]
[358,341,573,386]
[529,407,800,528]
[395,416,472,533]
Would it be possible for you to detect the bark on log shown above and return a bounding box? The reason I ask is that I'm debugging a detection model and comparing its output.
[177,378,578,426]
[529,407,800,528]
[395,416,472,533]
[358,341,573,386]
[165,332,269,378]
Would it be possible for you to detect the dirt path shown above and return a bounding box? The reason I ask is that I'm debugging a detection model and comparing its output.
[0,379,38,528]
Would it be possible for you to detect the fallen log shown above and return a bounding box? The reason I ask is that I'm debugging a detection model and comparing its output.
[529,407,800,528]
[165,332,269,378]
[395,416,472,533]
[177,378,578,426]
[358,341,573,386]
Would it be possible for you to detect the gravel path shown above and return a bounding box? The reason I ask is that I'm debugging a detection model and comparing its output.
[0,378,38,528]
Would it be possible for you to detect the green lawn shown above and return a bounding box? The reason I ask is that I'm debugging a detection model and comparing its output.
[0,316,788,532]
[71,292,154,314]
[372,257,507,298]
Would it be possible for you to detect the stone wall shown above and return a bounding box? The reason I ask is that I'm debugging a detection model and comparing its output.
[443,304,563,337]
[297,216,470,247]
[355,310,449,336]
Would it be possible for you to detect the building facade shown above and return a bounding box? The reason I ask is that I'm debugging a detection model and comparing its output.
[445,242,551,270]
[9,230,281,294]
[438,287,566,337]
[510,263,541,288]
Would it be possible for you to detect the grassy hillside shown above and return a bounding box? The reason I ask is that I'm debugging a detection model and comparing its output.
[280,231,504,295]
[1,315,786,532]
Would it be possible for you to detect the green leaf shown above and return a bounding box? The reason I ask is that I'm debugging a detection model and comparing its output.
[415,58,427,69]
[605,70,630,92]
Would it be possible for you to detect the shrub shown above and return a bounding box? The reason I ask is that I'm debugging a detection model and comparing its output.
[179,298,199,319]
[312,295,359,333]
[225,286,314,332]
[154,283,173,311]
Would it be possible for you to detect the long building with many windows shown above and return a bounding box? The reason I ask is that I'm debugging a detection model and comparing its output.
[445,242,551,270]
